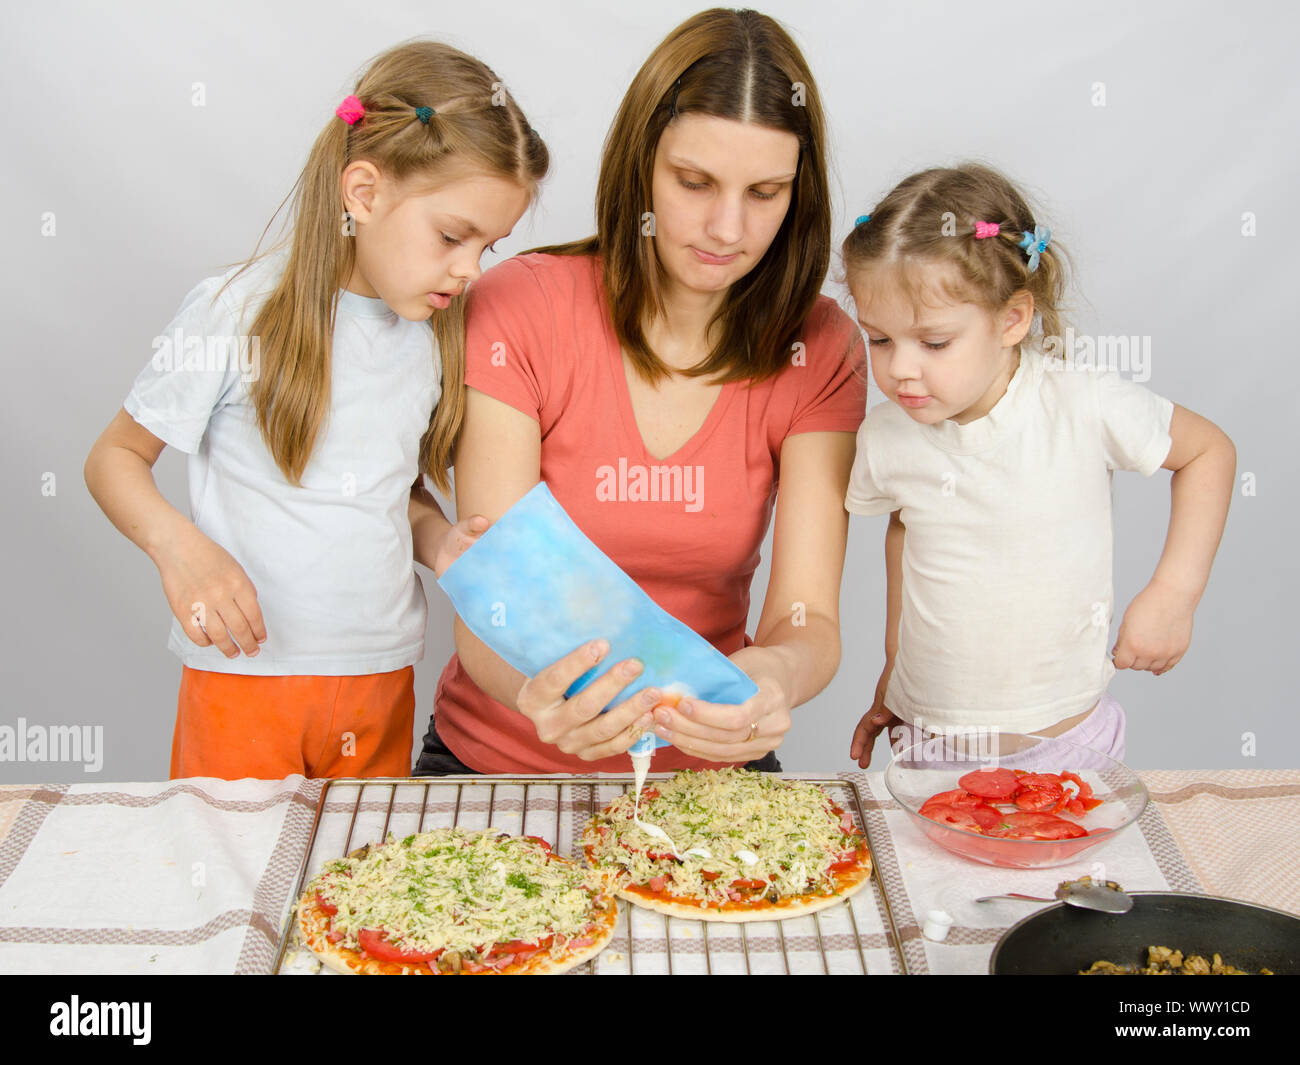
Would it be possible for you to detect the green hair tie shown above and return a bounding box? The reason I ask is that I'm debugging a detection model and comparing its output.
[415,106,434,125]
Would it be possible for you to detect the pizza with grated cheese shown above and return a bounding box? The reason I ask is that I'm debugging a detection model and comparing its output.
[582,768,873,923]
[296,828,618,974]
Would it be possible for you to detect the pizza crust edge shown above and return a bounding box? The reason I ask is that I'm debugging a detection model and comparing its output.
[296,889,618,975]
[613,854,873,923]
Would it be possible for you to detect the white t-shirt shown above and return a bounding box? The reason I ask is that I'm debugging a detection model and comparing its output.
[124,253,442,676]
[845,345,1173,733]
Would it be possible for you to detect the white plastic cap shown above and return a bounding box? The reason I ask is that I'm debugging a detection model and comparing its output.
[922,909,955,942]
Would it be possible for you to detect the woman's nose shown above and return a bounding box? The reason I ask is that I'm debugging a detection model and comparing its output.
[704,195,745,247]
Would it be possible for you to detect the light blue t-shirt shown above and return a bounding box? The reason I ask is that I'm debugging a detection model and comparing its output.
[124,253,441,675]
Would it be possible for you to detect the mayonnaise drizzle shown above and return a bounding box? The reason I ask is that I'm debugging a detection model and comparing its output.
[630,746,680,857]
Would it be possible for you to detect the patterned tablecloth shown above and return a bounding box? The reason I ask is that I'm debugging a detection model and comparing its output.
[0,770,1295,974]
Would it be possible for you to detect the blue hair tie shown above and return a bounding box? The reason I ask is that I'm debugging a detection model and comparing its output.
[1018,224,1051,272]
[855,214,871,227]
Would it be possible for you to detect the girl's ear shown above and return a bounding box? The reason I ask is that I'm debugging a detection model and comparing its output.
[999,289,1034,348]
[341,160,382,223]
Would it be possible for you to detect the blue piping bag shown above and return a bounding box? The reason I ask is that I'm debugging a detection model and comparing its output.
[437,482,758,751]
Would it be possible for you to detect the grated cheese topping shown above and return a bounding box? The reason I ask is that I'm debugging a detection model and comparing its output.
[582,769,865,907]
[307,828,607,962]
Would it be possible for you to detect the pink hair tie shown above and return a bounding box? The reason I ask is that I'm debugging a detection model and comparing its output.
[335,95,365,126]
[974,221,1000,239]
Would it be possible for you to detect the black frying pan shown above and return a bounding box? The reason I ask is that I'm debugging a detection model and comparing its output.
[989,892,1300,975]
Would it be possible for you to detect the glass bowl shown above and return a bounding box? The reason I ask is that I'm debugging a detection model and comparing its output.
[882,731,1148,869]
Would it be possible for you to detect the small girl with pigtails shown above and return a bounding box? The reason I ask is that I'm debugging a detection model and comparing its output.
[843,163,1235,768]
[85,40,548,780]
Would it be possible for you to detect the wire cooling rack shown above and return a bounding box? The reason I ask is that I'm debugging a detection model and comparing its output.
[273,775,908,975]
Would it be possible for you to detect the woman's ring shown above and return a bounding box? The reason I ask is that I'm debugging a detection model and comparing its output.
[748,721,758,742]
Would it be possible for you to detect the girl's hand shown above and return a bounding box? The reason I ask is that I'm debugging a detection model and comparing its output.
[850,660,901,769]
[650,646,793,763]
[433,514,490,578]
[154,525,266,658]
[515,640,659,761]
[1113,580,1196,675]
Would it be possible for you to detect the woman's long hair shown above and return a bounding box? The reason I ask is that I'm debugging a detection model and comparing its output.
[529,8,831,385]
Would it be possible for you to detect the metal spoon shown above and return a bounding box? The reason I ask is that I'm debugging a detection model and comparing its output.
[976,877,1133,914]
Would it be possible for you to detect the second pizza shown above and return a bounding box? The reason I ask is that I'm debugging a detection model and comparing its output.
[582,768,872,922]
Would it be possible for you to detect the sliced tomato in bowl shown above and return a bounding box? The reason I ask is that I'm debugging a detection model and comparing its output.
[920,804,987,834]
[1012,774,1065,811]
[966,804,1004,831]
[889,734,1146,869]
[1060,771,1104,811]
[957,767,1020,799]
[921,788,986,810]
[987,812,1088,840]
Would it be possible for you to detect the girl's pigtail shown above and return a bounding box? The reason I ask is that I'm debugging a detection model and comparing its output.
[997,225,1067,345]
[1026,236,1067,345]
[245,113,355,485]
[972,218,1068,347]
[421,292,465,496]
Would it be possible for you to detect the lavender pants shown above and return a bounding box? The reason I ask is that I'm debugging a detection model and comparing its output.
[892,692,1128,770]
[996,691,1127,768]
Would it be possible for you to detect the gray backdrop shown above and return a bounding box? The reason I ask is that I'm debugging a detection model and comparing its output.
[4,0,1296,783]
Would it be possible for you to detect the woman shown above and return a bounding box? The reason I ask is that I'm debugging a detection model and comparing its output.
[411,8,866,774]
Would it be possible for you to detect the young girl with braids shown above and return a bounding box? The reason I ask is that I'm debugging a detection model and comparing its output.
[844,164,1235,768]
[84,40,548,779]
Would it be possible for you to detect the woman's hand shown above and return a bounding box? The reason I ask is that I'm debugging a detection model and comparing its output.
[849,660,901,769]
[649,645,793,763]
[432,514,490,578]
[154,524,266,658]
[515,640,662,761]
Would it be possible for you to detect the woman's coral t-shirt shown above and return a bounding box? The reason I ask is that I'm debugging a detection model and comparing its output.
[433,253,866,773]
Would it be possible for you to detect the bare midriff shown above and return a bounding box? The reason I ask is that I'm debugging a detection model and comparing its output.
[1033,699,1101,738]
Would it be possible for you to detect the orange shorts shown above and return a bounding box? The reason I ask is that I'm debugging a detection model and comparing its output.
[170,665,415,780]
